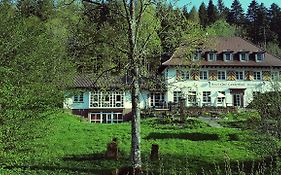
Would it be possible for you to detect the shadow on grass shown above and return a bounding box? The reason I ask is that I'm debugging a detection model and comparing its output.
[2,153,278,175]
[145,132,219,141]
[146,154,278,175]
[63,153,106,161]
[3,164,113,175]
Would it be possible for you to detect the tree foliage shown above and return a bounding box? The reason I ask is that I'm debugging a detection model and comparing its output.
[199,2,208,27]
[0,1,74,152]
[207,0,218,25]
[206,19,236,37]
[227,0,244,26]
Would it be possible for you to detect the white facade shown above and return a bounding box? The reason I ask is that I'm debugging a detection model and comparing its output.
[164,67,278,108]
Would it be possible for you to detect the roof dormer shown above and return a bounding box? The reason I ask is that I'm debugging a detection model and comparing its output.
[255,51,265,62]
[239,50,250,62]
[207,50,217,61]
[223,50,234,61]
[193,49,202,61]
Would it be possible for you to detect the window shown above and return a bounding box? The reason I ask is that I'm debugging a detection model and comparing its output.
[202,91,211,105]
[223,52,233,61]
[217,71,226,80]
[240,53,249,61]
[176,70,189,80]
[236,71,244,80]
[208,52,217,61]
[188,91,197,106]
[90,91,124,108]
[173,91,182,104]
[193,51,201,61]
[74,92,83,103]
[200,71,208,80]
[150,92,165,108]
[217,91,225,104]
[255,52,264,62]
[181,71,190,80]
[90,113,123,124]
[253,71,262,80]
[271,71,279,81]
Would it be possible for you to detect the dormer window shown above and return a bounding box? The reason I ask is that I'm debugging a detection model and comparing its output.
[239,52,249,61]
[207,51,217,61]
[255,52,265,62]
[193,50,201,61]
[223,51,233,61]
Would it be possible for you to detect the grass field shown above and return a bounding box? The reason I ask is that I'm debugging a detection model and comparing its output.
[0,110,280,174]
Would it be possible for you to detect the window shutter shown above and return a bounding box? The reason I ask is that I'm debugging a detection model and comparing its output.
[227,70,236,81]
[209,70,217,81]
[262,71,271,81]
[191,70,199,80]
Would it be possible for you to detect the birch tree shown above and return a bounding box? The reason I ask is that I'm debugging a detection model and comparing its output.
[67,0,205,170]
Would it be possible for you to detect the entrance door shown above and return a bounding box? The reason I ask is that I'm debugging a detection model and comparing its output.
[233,94,242,107]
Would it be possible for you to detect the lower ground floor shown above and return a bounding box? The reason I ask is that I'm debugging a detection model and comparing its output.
[72,108,132,123]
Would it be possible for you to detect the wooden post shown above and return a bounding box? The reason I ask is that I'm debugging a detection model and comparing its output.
[150,144,159,161]
[105,138,119,160]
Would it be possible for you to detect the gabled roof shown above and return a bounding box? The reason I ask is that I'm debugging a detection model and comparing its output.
[69,74,129,89]
[162,37,281,68]
[69,74,166,91]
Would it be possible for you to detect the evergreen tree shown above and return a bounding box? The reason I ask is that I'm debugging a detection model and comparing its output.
[268,3,281,45]
[217,0,228,19]
[227,0,244,26]
[182,5,189,19]
[246,0,260,44]
[189,6,199,23]
[207,0,218,25]
[255,3,272,46]
[199,2,208,27]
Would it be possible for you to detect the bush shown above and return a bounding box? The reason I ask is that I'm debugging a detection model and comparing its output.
[221,111,261,122]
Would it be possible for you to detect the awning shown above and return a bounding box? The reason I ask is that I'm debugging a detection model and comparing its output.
[187,92,196,95]
[217,92,225,98]
[209,92,225,97]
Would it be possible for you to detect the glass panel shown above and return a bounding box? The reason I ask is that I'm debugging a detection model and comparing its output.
[102,114,107,123]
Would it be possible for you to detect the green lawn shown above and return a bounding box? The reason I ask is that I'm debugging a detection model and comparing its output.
[0,111,279,174]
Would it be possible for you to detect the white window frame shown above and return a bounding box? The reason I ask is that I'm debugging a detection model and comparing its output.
[253,71,262,80]
[173,91,182,104]
[202,91,211,105]
[200,71,208,80]
[255,52,265,62]
[236,71,244,80]
[89,112,123,124]
[74,92,84,103]
[239,53,249,61]
[207,52,217,61]
[223,52,233,61]
[193,51,201,61]
[150,92,165,108]
[271,71,279,81]
[187,91,197,106]
[89,91,124,108]
[217,71,226,80]
[183,71,190,80]
[217,91,225,104]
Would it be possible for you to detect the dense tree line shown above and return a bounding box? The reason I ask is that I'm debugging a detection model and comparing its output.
[180,0,281,54]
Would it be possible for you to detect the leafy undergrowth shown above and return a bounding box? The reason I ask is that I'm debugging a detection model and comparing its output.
[0,111,279,174]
